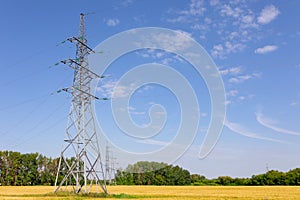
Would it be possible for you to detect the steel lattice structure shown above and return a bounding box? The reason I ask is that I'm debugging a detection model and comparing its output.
[54,13,107,194]
[105,145,117,185]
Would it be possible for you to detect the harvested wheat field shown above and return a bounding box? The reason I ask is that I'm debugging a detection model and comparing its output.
[0,185,300,200]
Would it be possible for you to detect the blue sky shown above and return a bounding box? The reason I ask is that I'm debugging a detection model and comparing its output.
[1,0,300,178]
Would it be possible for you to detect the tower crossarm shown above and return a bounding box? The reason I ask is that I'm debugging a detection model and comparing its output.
[67,37,95,54]
[61,59,100,78]
[57,87,109,101]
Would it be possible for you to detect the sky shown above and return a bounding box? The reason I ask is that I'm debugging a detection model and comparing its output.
[1,0,300,178]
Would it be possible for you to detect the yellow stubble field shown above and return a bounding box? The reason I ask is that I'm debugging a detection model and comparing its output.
[0,185,300,199]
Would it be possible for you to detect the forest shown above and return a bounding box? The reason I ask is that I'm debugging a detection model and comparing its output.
[0,151,300,186]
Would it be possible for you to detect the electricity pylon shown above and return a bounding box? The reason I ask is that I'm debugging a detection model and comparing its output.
[54,13,107,194]
[105,145,117,185]
[105,145,111,184]
[110,154,118,185]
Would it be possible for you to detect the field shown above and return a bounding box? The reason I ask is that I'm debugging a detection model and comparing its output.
[0,185,300,200]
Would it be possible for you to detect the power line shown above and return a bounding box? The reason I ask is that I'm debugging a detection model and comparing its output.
[0,72,73,139]
[0,93,50,112]
[1,36,74,74]
[0,35,75,89]
[6,101,68,149]
[0,95,50,138]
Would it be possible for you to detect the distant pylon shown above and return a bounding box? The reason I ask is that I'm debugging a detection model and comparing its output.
[54,13,107,194]
[105,145,117,185]
[105,145,111,183]
[110,154,117,185]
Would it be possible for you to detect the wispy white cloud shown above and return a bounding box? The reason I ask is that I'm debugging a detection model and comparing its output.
[221,65,258,105]
[120,0,133,7]
[221,67,260,84]
[190,18,211,39]
[97,80,135,98]
[166,0,206,23]
[137,139,170,146]
[220,4,243,18]
[130,106,146,115]
[211,41,245,59]
[220,66,243,75]
[165,1,256,57]
[229,72,261,84]
[226,89,239,97]
[238,96,246,101]
[240,14,258,29]
[211,44,224,58]
[98,80,156,99]
[137,30,194,52]
[225,41,246,53]
[165,1,281,58]
[209,0,219,6]
[136,49,165,59]
[160,58,173,65]
[105,18,120,26]
[166,15,189,23]
[228,74,252,84]
[135,49,182,65]
[182,0,206,16]
[257,5,280,25]
[191,24,209,31]
[119,106,146,115]
[129,111,146,115]
[290,101,299,107]
[224,119,283,143]
[225,100,232,105]
[114,0,134,9]
[256,112,300,136]
[241,14,254,24]
[225,89,254,105]
[255,45,278,54]
[208,2,260,58]
[201,112,208,117]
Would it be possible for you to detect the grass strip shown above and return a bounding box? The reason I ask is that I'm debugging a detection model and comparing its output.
[0,192,156,199]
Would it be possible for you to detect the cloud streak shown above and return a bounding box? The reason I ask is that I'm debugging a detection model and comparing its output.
[256,112,300,136]
[224,119,283,143]
[228,75,252,84]
[137,138,170,146]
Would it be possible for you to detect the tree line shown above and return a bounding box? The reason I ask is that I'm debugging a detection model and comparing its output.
[1,150,300,186]
[0,151,57,186]
[0,151,75,186]
[116,161,191,185]
[116,162,300,186]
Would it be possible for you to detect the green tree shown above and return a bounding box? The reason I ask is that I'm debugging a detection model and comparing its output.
[216,176,234,185]
[116,161,191,186]
[286,168,300,185]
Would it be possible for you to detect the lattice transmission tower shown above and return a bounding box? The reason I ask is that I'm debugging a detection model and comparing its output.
[105,145,117,185]
[54,13,107,194]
